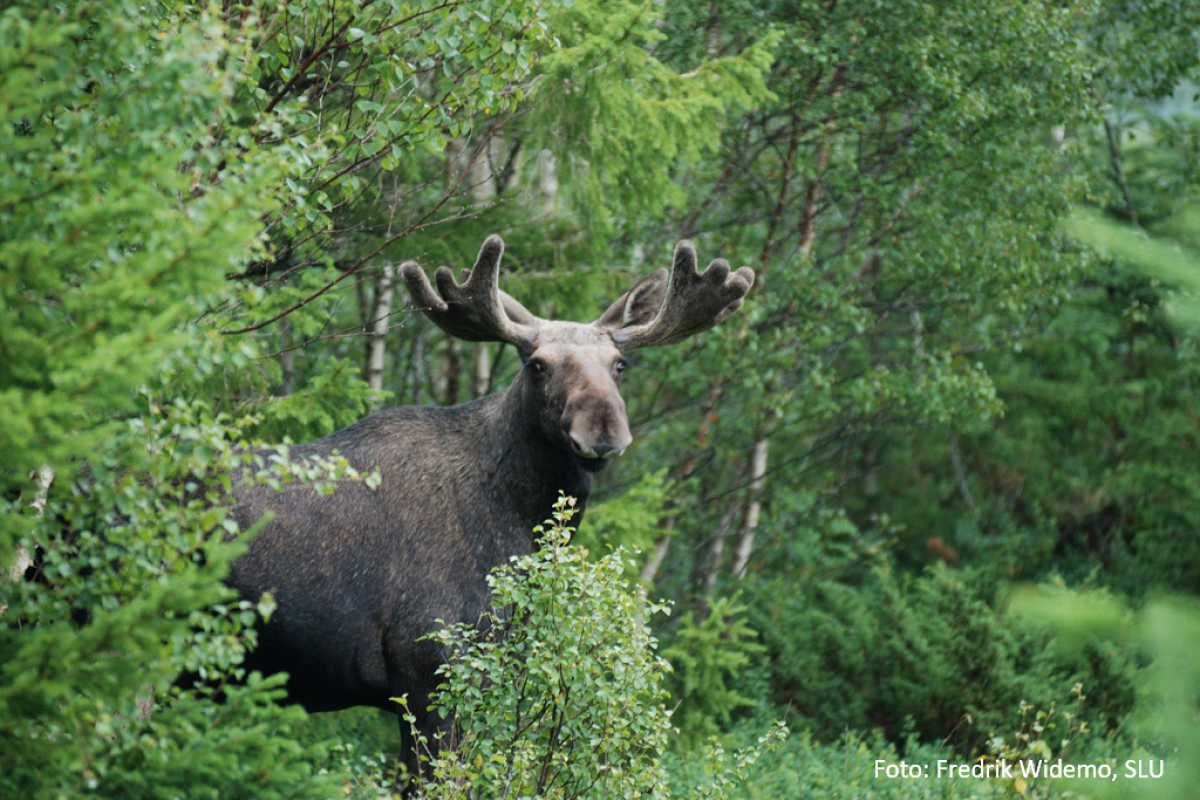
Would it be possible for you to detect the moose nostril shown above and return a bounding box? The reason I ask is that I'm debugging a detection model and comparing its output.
[591,443,623,459]
[566,435,625,460]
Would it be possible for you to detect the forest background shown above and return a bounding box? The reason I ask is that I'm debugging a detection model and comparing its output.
[3,0,1200,798]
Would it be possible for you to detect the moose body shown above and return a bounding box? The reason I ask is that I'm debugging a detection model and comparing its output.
[230,391,589,719]
[227,235,754,776]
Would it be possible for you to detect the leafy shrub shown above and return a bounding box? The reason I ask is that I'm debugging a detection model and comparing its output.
[745,563,1139,754]
[668,722,985,800]
[0,396,364,799]
[1011,588,1200,800]
[410,497,786,800]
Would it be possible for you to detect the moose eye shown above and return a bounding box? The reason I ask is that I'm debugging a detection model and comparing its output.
[526,359,545,375]
[615,359,628,375]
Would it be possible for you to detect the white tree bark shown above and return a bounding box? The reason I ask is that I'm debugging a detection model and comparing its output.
[732,437,769,579]
[639,379,725,589]
[699,499,743,599]
[410,332,426,405]
[638,535,671,594]
[442,338,462,406]
[8,465,52,583]
[365,264,396,399]
[537,149,558,215]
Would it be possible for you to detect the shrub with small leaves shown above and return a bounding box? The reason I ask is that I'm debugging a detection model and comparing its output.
[415,496,786,800]
[982,683,1094,799]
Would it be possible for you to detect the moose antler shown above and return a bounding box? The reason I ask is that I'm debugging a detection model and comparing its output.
[609,240,755,350]
[400,235,541,349]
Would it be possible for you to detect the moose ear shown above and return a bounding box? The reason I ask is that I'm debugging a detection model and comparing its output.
[594,269,668,331]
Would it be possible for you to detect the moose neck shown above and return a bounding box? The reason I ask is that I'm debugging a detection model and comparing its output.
[475,372,594,529]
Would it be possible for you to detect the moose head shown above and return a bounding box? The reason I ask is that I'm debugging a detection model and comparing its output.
[400,235,755,470]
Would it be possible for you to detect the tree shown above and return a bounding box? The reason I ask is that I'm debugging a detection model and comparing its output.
[0,0,282,511]
[617,0,1092,597]
[0,2,357,796]
[863,0,1200,594]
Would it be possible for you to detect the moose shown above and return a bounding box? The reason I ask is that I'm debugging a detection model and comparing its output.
[228,235,755,779]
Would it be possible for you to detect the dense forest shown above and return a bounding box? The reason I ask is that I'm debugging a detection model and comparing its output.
[3,0,1200,798]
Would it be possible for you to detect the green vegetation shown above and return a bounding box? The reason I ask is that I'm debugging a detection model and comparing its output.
[4,0,1200,797]
[423,497,786,800]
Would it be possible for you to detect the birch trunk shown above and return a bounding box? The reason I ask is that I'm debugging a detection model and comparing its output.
[638,378,726,588]
[410,333,426,405]
[365,264,396,401]
[731,437,769,578]
[697,500,743,610]
[442,338,461,406]
[638,536,672,591]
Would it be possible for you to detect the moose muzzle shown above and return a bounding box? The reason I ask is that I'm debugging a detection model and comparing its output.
[562,376,632,461]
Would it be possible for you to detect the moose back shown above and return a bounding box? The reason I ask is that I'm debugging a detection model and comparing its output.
[228,235,754,770]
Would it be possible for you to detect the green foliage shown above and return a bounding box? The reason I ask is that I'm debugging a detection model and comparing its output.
[885,237,1200,596]
[0,392,366,798]
[525,0,777,237]
[576,469,673,565]
[219,0,557,277]
[981,684,1098,800]
[0,8,361,788]
[663,596,764,748]
[171,0,782,423]
[1010,583,1132,658]
[0,0,284,514]
[242,358,384,444]
[8,0,1200,794]
[856,155,1200,589]
[1067,207,1200,326]
[1010,590,1200,800]
[425,496,675,798]
[419,496,786,800]
[1132,600,1200,800]
[614,0,1097,620]
[849,68,1200,587]
[1089,0,1200,99]
[1,1,787,795]
[668,723,984,800]
[746,563,1138,755]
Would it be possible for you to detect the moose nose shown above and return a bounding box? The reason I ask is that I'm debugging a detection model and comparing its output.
[567,434,626,460]
[590,443,623,459]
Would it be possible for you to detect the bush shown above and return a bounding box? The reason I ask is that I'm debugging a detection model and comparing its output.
[745,563,1139,754]
[663,595,765,748]
[1011,589,1200,800]
[411,496,786,800]
[0,397,357,799]
[668,722,985,800]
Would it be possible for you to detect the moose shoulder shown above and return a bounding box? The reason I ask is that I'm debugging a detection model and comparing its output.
[228,235,754,772]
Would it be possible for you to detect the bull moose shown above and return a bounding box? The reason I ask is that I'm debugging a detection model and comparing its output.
[228,235,755,779]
